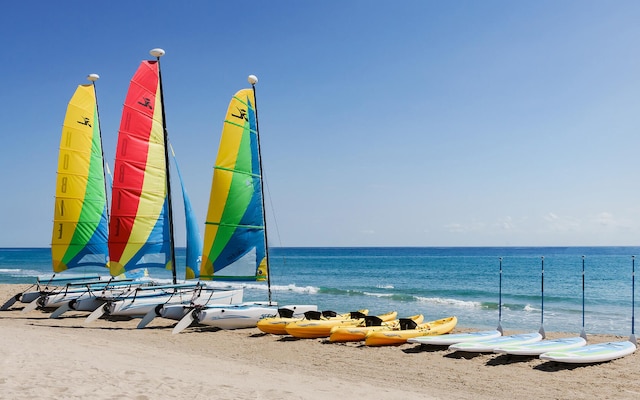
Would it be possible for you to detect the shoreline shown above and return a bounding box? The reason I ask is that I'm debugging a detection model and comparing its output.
[1,283,639,399]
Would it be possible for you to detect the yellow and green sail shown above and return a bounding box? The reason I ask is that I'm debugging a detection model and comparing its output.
[199,88,267,281]
[51,83,109,272]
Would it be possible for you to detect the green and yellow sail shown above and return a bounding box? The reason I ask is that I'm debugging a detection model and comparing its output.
[51,82,109,272]
[199,88,267,281]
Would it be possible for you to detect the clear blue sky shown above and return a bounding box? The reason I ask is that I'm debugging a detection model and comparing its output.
[1,1,640,248]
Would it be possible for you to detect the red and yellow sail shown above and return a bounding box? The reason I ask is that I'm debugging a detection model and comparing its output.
[108,61,171,276]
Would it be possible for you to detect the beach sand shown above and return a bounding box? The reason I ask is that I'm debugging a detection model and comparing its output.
[1,284,639,400]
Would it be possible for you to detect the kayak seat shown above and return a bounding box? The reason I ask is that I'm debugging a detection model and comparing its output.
[322,310,338,318]
[277,308,295,318]
[350,311,367,319]
[365,316,384,327]
[304,310,323,320]
[399,318,418,330]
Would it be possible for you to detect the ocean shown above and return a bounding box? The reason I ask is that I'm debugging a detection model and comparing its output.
[0,246,637,336]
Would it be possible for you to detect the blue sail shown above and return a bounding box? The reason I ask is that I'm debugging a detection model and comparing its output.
[170,145,202,279]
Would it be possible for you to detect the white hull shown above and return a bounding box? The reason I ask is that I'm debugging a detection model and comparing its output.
[19,291,42,304]
[106,288,244,318]
[43,286,137,309]
[12,275,116,307]
[194,304,317,330]
[158,290,245,321]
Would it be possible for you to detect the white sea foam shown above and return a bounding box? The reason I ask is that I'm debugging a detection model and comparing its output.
[363,292,393,298]
[0,268,45,276]
[272,284,319,294]
[218,281,319,294]
[415,296,482,308]
[376,284,394,289]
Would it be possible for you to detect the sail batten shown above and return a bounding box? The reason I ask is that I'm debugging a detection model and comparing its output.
[199,88,267,281]
[51,83,109,272]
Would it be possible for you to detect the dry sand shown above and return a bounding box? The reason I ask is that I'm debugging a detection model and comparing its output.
[1,283,639,400]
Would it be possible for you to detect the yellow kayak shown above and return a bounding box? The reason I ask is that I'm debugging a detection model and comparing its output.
[364,316,458,346]
[329,314,424,342]
[257,309,367,335]
[285,311,397,339]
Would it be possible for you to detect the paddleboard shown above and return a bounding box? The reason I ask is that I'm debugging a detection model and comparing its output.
[449,332,543,353]
[539,340,636,364]
[494,336,586,356]
[407,329,502,346]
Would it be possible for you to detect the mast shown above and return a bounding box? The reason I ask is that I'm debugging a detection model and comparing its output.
[87,73,111,237]
[150,48,177,284]
[248,74,272,303]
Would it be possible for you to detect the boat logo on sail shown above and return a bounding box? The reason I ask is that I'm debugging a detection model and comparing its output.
[76,117,92,127]
[138,97,153,110]
[231,107,247,121]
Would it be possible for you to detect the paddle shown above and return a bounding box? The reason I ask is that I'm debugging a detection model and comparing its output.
[630,256,636,345]
[539,255,637,363]
[539,257,546,339]
[579,255,587,340]
[497,257,503,335]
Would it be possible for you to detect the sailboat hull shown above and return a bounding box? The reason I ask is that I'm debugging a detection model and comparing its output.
[194,304,318,330]
[157,290,244,320]
[18,292,42,304]
[104,288,244,318]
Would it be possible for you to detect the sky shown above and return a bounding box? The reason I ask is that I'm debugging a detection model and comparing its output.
[1,1,640,248]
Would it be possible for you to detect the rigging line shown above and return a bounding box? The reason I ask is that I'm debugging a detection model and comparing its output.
[261,170,284,249]
[262,172,289,270]
[91,76,110,229]
[152,49,177,285]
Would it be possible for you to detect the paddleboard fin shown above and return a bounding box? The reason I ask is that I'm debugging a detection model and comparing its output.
[580,328,587,341]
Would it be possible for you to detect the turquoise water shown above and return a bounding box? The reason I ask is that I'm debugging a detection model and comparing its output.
[1,246,637,336]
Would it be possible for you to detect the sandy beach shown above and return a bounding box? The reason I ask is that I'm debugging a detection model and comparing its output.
[1,284,638,400]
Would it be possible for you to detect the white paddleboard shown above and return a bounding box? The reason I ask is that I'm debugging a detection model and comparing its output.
[539,340,636,364]
[494,336,586,356]
[449,332,543,352]
[407,330,502,346]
